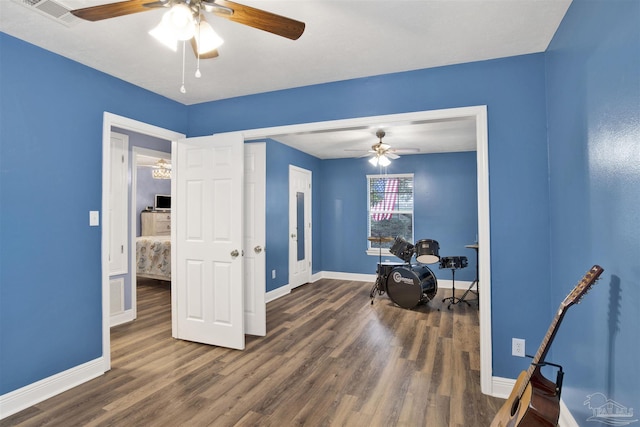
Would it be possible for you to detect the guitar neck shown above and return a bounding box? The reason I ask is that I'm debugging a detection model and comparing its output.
[512,265,604,401]
[514,305,567,399]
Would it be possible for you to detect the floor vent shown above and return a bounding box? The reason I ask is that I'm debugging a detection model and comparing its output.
[12,0,80,27]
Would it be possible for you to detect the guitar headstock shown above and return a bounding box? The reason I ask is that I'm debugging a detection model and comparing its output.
[562,265,604,308]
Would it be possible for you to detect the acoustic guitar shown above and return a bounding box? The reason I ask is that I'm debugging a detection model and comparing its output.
[490,265,604,427]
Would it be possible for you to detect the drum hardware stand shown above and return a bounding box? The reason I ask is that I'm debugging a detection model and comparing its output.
[460,244,479,307]
[368,236,393,304]
[442,266,470,309]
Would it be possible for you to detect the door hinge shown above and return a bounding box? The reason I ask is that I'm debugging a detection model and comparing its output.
[121,245,124,254]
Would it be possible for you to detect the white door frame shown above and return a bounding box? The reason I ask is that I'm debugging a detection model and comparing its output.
[242,105,493,395]
[101,112,185,371]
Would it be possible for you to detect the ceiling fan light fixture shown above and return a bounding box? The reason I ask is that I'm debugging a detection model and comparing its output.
[195,19,224,54]
[164,3,196,41]
[149,20,178,51]
[378,154,391,167]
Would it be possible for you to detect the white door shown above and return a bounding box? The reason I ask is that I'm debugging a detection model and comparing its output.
[288,166,312,289]
[174,132,245,349]
[243,143,266,336]
[109,132,128,276]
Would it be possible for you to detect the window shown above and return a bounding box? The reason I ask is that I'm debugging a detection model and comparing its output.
[367,174,414,254]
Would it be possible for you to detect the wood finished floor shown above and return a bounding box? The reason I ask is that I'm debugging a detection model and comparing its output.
[3,278,502,427]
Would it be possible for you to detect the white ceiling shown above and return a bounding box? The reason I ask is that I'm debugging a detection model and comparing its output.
[0,0,571,158]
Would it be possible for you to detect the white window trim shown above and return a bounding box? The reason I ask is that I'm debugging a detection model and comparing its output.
[366,173,414,256]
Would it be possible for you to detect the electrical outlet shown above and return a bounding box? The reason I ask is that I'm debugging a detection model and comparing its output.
[512,338,525,357]
[272,270,276,279]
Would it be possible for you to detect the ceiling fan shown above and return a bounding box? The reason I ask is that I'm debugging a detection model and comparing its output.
[349,129,420,166]
[70,0,306,59]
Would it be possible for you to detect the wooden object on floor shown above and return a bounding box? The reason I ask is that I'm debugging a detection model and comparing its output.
[4,278,502,427]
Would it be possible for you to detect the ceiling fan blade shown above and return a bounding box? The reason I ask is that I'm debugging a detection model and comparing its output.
[71,0,161,22]
[386,153,400,160]
[189,38,220,59]
[391,148,421,154]
[209,0,305,40]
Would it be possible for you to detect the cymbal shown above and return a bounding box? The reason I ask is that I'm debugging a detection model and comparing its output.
[368,236,393,243]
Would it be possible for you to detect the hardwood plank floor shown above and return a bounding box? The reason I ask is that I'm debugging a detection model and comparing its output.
[2,278,502,426]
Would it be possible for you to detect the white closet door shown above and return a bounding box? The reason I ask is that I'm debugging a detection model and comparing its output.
[243,143,266,336]
[109,132,128,276]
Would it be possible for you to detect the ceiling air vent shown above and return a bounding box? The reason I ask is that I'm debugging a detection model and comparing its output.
[13,0,80,27]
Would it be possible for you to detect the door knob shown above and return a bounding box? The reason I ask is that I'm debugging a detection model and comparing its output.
[254,246,263,253]
[230,249,239,259]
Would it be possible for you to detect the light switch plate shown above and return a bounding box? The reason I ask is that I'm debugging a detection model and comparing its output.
[90,211,99,226]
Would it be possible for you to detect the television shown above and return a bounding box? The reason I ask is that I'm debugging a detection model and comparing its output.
[154,194,171,211]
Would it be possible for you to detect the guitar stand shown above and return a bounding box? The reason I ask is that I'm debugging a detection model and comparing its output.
[442,268,470,309]
[526,355,565,398]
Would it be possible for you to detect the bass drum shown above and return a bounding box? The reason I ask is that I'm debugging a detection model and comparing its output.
[385,265,438,309]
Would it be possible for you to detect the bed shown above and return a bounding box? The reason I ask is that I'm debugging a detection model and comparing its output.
[136,236,171,281]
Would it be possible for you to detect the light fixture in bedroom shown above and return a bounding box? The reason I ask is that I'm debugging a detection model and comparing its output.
[152,159,172,180]
[369,153,391,167]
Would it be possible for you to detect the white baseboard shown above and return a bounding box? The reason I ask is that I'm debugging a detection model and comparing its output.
[318,270,375,282]
[266,284,291,303]
[559,398,580,427]
[491,376,516,399]
[315,270,470,291]
[0,357,104,420]
[490,376,577,427]
[110,309,135,327]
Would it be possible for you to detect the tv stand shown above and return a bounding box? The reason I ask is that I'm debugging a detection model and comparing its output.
[141,211,171,236]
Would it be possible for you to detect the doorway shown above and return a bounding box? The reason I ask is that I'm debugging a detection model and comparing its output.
[101,113,185,370]
[130,147,172,324]
[241,105,493,394]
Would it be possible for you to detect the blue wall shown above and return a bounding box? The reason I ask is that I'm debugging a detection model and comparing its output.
[545,0,640,422]
[262,139,322,292]
[0,33,186,394]
[319,152,478,282]
[188,54,552,381]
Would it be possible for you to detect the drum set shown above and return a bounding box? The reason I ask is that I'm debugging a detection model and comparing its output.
[369,236,440,309]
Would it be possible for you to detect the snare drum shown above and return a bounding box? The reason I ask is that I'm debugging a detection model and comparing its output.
[389,236,414,263]
[415,239,440,264]
[386,265,438,309]
[439,256,468,270]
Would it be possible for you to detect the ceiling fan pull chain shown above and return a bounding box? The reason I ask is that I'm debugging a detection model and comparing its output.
[195,15,202,78]
[180,40,187,94]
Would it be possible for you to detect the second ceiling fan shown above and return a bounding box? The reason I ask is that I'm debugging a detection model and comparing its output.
[70,0,306,59]
[353,129,420,166]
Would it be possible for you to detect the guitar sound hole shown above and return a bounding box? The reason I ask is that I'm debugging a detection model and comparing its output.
[510,397,520,417]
